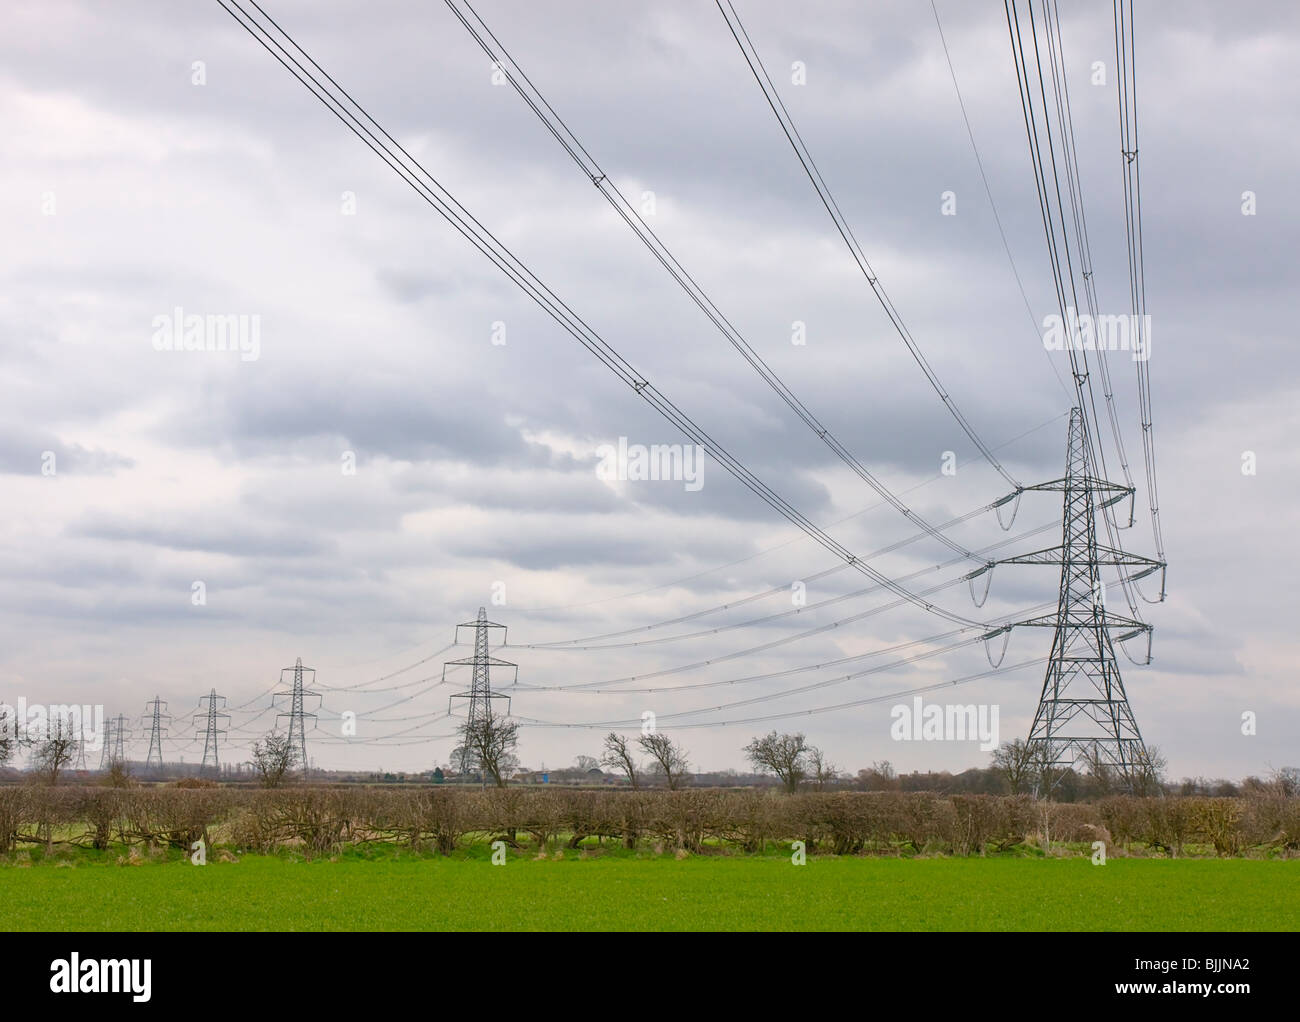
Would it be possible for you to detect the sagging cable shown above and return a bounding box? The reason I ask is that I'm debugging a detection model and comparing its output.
[966,563,995,608]
[981,625,1012,668]
[993,488,1023,531]
[1116,627,1154,666]
[1132,562,1167,605]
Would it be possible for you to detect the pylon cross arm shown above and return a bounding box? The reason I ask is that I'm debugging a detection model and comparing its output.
[991,544,1163,571]
[1011,612,1150,632]
[445,655,517,668]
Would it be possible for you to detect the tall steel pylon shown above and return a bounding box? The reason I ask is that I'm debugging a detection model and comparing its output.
[141,696,170,770]
[99,713,131,769]
[195,689,229,777]
[73,726,87,771]
[275,658,318,778]
[98,715,114,770]
[976,409,1164,790]
[114,714,129,764]
[445,607,516,773]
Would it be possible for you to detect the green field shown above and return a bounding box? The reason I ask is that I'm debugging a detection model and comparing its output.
[2,854,1295,930]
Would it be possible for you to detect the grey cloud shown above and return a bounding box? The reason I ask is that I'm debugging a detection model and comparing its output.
[0,0,1295,777]
[72,512,335,558]
[0,426,134,476]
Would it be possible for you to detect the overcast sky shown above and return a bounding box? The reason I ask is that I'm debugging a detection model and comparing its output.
[3,0,1296,779]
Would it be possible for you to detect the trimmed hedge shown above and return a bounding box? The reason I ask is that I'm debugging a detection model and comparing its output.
[2,787,1297,859]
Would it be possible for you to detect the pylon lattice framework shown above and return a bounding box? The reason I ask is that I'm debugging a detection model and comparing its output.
[445,606,517,773]
[99,714,132,770]
[98,716,113,771]
[984,408,1163,789]
[142,696,170,769]
[195,689,230,778]
[275,657,318,778]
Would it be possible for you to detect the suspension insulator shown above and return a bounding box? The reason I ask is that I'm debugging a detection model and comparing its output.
[993,490,1023,531]
[968,564,995,608]
[981,626,1012,668]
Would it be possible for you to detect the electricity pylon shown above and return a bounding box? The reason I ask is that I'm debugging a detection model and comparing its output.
[141,696,170,770]
[972,408,1164,791]
[195,690,230,777]
[445,607,516,773]
[101,713,131,769]
[109,717,131,764]
[275,658,318,778]
[98,715,114,770]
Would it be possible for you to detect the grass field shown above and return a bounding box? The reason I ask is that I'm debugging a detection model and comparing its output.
[3,852,1296,930]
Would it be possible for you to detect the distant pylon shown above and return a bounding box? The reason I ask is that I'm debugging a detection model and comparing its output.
[978,409,1164,791]
[275,658,318,778]
[445,607,516,773]
[195,690,230,777]
[141,696,170,770]
[101,713,131,768]
[98,715,114,770]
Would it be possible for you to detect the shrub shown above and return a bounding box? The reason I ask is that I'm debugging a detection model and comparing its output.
[1193,798,1244,857]
[1,787,1290,861]
[0,787,30,853]
[1142,796,1196,856]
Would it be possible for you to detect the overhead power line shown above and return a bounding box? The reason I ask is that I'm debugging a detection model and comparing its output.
[1035,0,1146,622]
[1003,1,1162,626]
[217,0,1003,631]
[442,0,1015,564]
[516,632,986,727]
[716,0,1021,490]
[289,409,1063,681]
[511,518,1057,652]
[929,0,1074,405]
[1039,0,1134,504]
[1113,0,1165,572]
[520,658,1046,731]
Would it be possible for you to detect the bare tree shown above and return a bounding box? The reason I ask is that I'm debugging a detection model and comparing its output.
[638,732,689,790]
[103,759,133,789]
[855,759,898,792]
[457,715,519,789]
[1129,743,1167,797]
[1268,765,1300,796]
[601,732,639,789]
[574,754,600,773]
[743,731,809,793]
[808,746,838,791]
[1081,742,1117,796]
[1029,742,1063,798]
[26,718,80,786]
[0,704,15,768]
[449,742,472,777]
[252,731,299,788]
[991,739,1036,795]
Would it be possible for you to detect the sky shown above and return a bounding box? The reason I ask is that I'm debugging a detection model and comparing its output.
[2,0,1297,779]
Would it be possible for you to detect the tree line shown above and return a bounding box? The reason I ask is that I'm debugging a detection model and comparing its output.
[4,714,1292,805]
